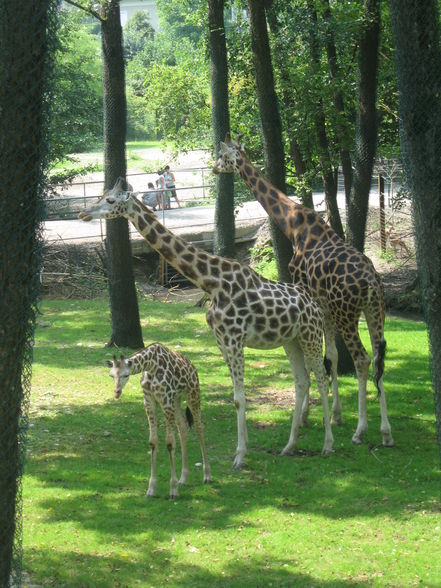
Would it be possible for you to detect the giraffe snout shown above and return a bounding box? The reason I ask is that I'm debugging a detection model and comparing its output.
[212,165,220,175]
[114,389,122,399]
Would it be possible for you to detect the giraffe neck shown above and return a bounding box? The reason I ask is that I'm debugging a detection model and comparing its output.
[127,347,154,375]
[236,153,312,241]
[126,198,230,295]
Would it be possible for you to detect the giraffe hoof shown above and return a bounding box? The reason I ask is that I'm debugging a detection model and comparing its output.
[169,493,179,499]
[351,433,364,445]
[145,492,156,499]
[382,435,395,447]
[321,448,335,456]
[331,416,344,425]
[280,446,295,456]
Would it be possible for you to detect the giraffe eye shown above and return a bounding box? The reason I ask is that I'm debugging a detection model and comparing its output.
[107,197,115,204]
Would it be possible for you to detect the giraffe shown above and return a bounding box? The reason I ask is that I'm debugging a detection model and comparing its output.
[213,134,394,447]
[79,178,334,468]
[105,343,211,498]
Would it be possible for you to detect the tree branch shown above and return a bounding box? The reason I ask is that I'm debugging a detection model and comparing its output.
[64,0,105,22]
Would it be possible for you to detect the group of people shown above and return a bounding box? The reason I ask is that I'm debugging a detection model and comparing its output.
[142,165,181,211]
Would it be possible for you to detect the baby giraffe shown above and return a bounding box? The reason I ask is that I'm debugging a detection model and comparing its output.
[106,343,211,499]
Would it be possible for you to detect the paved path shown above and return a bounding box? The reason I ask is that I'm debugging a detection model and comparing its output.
[43,199,269,251]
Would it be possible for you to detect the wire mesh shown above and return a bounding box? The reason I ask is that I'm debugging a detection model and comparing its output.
[0,1,58,586]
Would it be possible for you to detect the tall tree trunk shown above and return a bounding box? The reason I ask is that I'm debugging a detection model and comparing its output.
[0,1,52,583]
[346,0,381,252]
[265,4,314,209]
[248,0,293,282]
[208,0,235,258]
[289,138,314,208]
[322,0,353,204]
[389,0,441,462]
[101,1,143,348]
[306,2,344,238]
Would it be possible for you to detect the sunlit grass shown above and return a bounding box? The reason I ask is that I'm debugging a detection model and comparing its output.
[24,299,440,587]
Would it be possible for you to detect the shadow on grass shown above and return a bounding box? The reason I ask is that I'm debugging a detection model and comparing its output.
[26,390,440,539]
[25,547,363,587]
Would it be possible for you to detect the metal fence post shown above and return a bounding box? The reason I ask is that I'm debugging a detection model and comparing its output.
[379,174,386,252]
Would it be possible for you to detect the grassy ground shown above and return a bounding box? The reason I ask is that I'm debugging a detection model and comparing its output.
[24,298,440,587]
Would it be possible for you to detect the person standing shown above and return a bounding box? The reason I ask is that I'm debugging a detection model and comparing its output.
[164,165,181,207]
[156,171,169,209]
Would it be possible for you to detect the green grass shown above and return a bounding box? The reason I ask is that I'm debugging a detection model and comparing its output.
[24,299,440,587]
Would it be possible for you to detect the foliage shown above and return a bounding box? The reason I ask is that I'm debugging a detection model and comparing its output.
[141,54,211,152]
[123,10,155,61]
[49,8,102,163]
[249,243,279,281]
[124,5,211,148]
[24,299,439,586]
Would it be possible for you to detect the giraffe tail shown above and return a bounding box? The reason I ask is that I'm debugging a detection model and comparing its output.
[374,339,387,397]
[185,406,194,428]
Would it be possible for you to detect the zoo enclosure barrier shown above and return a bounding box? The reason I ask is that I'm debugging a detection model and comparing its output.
[40,165,412,289]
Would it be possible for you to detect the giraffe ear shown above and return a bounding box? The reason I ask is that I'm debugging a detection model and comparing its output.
[104,359,113,368]
[126,359,133,368]
[224,132,231,143]
[219,141,228,153]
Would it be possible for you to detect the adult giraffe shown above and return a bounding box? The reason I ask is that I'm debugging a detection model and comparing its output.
[79,179,334,468]
[213,134,393,447]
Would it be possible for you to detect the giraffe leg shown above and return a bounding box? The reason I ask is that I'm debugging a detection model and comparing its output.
[308,354,334,455]
[281,340,310,455]
[164,411,179,498]
[324,320,343,425]
[341,329,371,444]
[223,344,248,468]
[365,312,394,446]
[186,391,212,484]
[143,391,159,498]
[175,401,189,485]
[300,385,310,427]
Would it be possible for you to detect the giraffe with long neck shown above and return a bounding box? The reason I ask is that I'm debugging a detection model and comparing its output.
[106,343,211,498]
[213,135,393,447]
[79,178,334,467]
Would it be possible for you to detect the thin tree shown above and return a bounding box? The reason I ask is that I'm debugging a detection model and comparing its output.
[306,0,344,238]
[389,0,441,461]
[66,0,143,348]
[248,0,293,282]
[0,1,54,583]
[346,0,381,252]
[208,0,235,258]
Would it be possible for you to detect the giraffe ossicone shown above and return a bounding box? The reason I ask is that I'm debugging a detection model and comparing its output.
[106,343,211,499]
[80,179,335,468]
[213,134,394,448]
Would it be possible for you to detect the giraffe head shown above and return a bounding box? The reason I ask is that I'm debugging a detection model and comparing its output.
[212,133,244,174]
[78,178,133,222]
[105,354,134,399]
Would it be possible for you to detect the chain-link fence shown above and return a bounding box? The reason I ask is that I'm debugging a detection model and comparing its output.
[389,1,441,463]
[0,1,57,586]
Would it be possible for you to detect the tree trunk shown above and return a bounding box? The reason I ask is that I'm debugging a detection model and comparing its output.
[208,0,235,258]
[306,2,344,238]
[346,0,381,252]
[389,0,441,462]
[322,0,353,205]
[0,1,52,583]
[248,0,293,282]
[265,4,314,209]
[289,138,314,208]
[101,0,143,348]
